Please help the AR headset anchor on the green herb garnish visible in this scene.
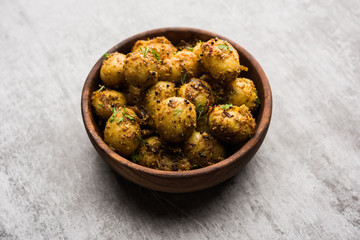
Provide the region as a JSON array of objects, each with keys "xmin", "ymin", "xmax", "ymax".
[
  {"xmin": 191, "ymin": 164, "xmax": 199, "ymax": 170},
  {"xmin": 196, "ymin": 102, "xmax": 207, "ymax": 120},
  {"xmin": 218, "ymin": 43, "xmax": 233, "ymax": 52},
  {"xmin": 173, "ymin": 109, "xmax": 183, "ymax": 117},
  {"xmin": 110, "ymin": 107, "xmax": 135, "ymax": 123},
  {"xmin": 198, "ymin": 40, "xmax": 202, "ymax": 43},
  {"xmin": 255, "ymin": 97, "xmax": 261, "ymax": 108},
  {"xmin": 220, "ymin": 104, "xmax": 233, "ymax": 110},
  {"xmin": 180, "ymin": 72, "xmax": 187, "ymax": 85},
  {"xmin": 96, "ymin": 103, "xmax": 104, "ymax": 109},
  {"xmin": 97, "ymin": 85, "xmax": 105, "ymax": 92},
  {"xmin": 139, "ymin": 47, "xmax": 149, "ymax": 58},
  {"xmin": 216, "ymin": 96, "xmax": 226, "ymax": 104},
  {"xmin": 109, "ymin": 108, "xmax": 118, "ymax": 123},
  {"xmin": 131, "ymin": 152, "xmax": 139, "ymax": 163},
  {"xmin": 103, "ymin": 53, "xmax": 110, "ymax": 59},
  {"xmin": 151, "ymin": 49, "xmax": 161, "ymax": 62},
  {"xmin": 138, "ymin": 136, "xmax": 147, "ymax": 146},
  {"xmin": 187, "ymin": 47, "xmax": 194, "ymax": 51}
]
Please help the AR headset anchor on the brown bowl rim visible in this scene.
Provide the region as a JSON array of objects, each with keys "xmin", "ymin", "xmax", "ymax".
[{"xmin": 81, "ymin": 27, "xmax": 272, "ymax": 179}]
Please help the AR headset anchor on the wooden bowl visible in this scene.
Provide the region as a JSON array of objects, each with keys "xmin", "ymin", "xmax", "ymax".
[{"xmin": 81, "ymin": 27, "xmax": 272, "ymax": 193}]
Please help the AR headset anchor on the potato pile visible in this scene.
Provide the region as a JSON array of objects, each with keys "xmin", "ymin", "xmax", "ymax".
[{"xmin": 91, "ymin": 36, "xmax": 260, "ymax": 171}]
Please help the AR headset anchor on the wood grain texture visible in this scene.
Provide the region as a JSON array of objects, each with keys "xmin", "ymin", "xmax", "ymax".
[{"xmin": 0, "ymin": 0, "xmax": 359, "ymax": 239}]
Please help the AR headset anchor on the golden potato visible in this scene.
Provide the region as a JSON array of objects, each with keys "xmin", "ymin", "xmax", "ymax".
[
  {"xmin": 134, "ymin": 136, "xmax": 191, "ymax": 171},
  {"xmin": 178, "ymin": 78, "xmax": 214, "ymax": 114},
  {"xmin": 193, "ymin": 41, "xmax": 202, "ymax": 58},
  {"xmin": 91, "ymin": 88, "xmax": 127, "ymax": 119},
  {"xmin": 124, "ymin": 51, "xmax": 159, "ymax": 88},
  {"xmin": 184, "ymin": 131, "xmax": 226, "ymax": 167},
  {"xmin": 200, "ymin": 38, "xmax": 241, "ymax": 82},
  {"xmin": 143, "ymin": 81, "xmax": 177, "ymax": 116},
  {"xmin": 154, "ymin": 97, "xmax": 196, "ymax": 142},
  {"xmin": 208, "ymin": 104, "xmax": 256, "ymax": 143},
  {"xmin": 100, "ymin": 52, "xmax": 126, "ymax": 89},
  {"xmin": 104, "ymin": 108, "xmax": 141, "ymax": 156},
  {"xmin": 158, "ymin": 50, "xmax": 201, "ymax": 83},
  {"xmin": 228, "ymin": 78, "xmax": 260, "ymax": 111},
  {"xmin": 132, "ymin": 36, "xmax": 177, "ymax": 56}
]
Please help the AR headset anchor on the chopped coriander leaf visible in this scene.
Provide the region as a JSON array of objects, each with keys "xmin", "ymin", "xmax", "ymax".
[
  {"xmin": 216, "ymin": 96, "xmax": 226, "ymax": 104},
  {"xmin": 140, "ymin": 47, "xmax": 149, "ymax": 58},
  {"xmin": 96, "ymin": 103, "xmax": 104, "ymax": 109},
  {"xmin": 138, "ymin": 136, "xmax": 147, "ymax": 145},
  {"xmin": 198, "ymin": 40, "xmax": 202, "ymax": 43},
  {"xmin": 180, "ymin": 72, "xmax": 187, "ymax": 85},
  {"xmin": 103, "ymin": 53, "xmax": 110, "ymax": 59},
  {"xmin": 191, "ymin": 164, "xmax": 199, "ymax": 169},
  {"xmin": 97, "ymin": 85, "xmax": 105, "ymax": 92},
  {"xmin": 109, "ymin": 108, "xmax": 118, "ymax": 123},
  {"xmin": 121, "ymin": 107, "xmax": 135, "ymax": 121},
  {"xmin": 220, "ymin": 104, "xmax": 233, "ymax": 110},
  {"xmin": 151, "ymin": 49, "xmax": 161, "ymax": 62},
  {"xmin": 218, "ymin": 43, "xmax": 233, "ymax": 52},
  {"xmin": 173, "ymin": 109, "xmax": 183, "ymax": 117},
  {"xmin": 196, "ymin": 103, "xmax": 207, "ymax": 120},
  {"xmin": 256, "ymin": 97, "xmax": 261, "ymax": 107},
  {"xmin": 187, "ymin": 47, "xmax": 194, "ymax": 51},
  {"xmin": 131, "ymin": 153, "xmax": 139, "ymax": 163},
  {"xmin": 126, "ymin": 114, "xmax": 135, "ymax": 120}
]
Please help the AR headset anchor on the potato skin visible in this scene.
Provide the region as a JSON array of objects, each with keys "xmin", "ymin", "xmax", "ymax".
[
  {"xmin": 91, "ymin": 88, "xmax": 127, "ymax": 119},
  {"xmin": 154, "ymin": 97, "xmax": 197, "ymax": 142},
  {"xmin": 208, "ymin": 105, "xmax": 256, "ymax": 143},
  {"xmin": 228, "ymin": 78, "xmax": 259, "ymax": 111},
  {"xmin": 132, "ymin": 36, "xmax": 177, "ymax": 56},
  {"xmin": 158, "ymin": 50, "xmax": 201, "ymax": 83},
  {"xmin": 200, "ymin": 38, "xmax": 240, "ymax": 82},
  {"xmin": 124, "ymin": 51, "xmax": 159, "ymax": 88},
  {"xmin": 178, "ymin": 78, "xmax": 214, "ymax": 113},
  {"xmin": 135, "ymin": 136, "xmax": 191, "ymax": 171},
  {"xmin": 100, "ymin": 52, "xmax": 127, "ymax": 89},
  {"xmin": 104, "ymin": 108, "xmax": 141, "ymax": 156},
  {"xmin": 184, "ymin": 131, "xmax": 226, "ymax": 167},
  {"xmin": 143, "ymin": 81, "xmax": 177, "ymax": 116}
]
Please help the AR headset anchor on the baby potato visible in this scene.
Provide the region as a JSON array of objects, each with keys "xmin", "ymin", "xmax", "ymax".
[
  {"xmin": 124, "ymin": 51, "xmax": 159, "ymax": 88},
  {"xmin": 100, "ymin": 52, "xmax": 126, "ymax": 89},
  {"xmin": 154, "ymin": 97, "xmax": 197, "ymax": 142},
  {"xmin": 193, "ymin": 41, "xmax": 202, "ymax": 58},
  {"xmin": 134, "ymin": 136, "xmax": 191, "ymax": 171},
  {"xmin": 178, "ymin": 78, "xmax": 214, "ymax": 114},
  {"xmin": 228, "ymin": 78, "xmax": 260, "ymax": 111},
  {"xmin": 132, "ymin": 36, "xmax": 177, "ymax": 56},
  {"xmin": 91, "ymin": 88, "xmax": 127, "ymax": 119},
  {"xmin": 104, "ymin": 108, "xmax": 141, "ymax": 157},
  {"xmin": 208, "ymin": 104, "xmax": 256, "ymax": 143},
  {"xmin": 135, "ymin": 136, "xmax": 163, "ymax": 169},
  {"xmin": 158, "ymin": 50, "xmax": 201, "ymax": 83},
  {"xmin": 184, "ymin": 131, "xmax": 226, "ymax": 167},
  {"xmin": 200, "ymin": 38, "xmax": 241, "ymax": 82},
  {"xmin": 143, "ymin": 81, "xmax": 177, "ymax": 116}
]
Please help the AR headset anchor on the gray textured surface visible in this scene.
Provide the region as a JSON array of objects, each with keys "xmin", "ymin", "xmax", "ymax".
[{"xmin": 1, "ymin": 0, "xmax": 359, "ymax": 239}]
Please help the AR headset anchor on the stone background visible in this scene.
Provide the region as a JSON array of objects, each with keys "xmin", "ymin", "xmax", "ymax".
[{"xmin": 1, "ymin": 0, "xmax": 359, "ymax": 239}]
